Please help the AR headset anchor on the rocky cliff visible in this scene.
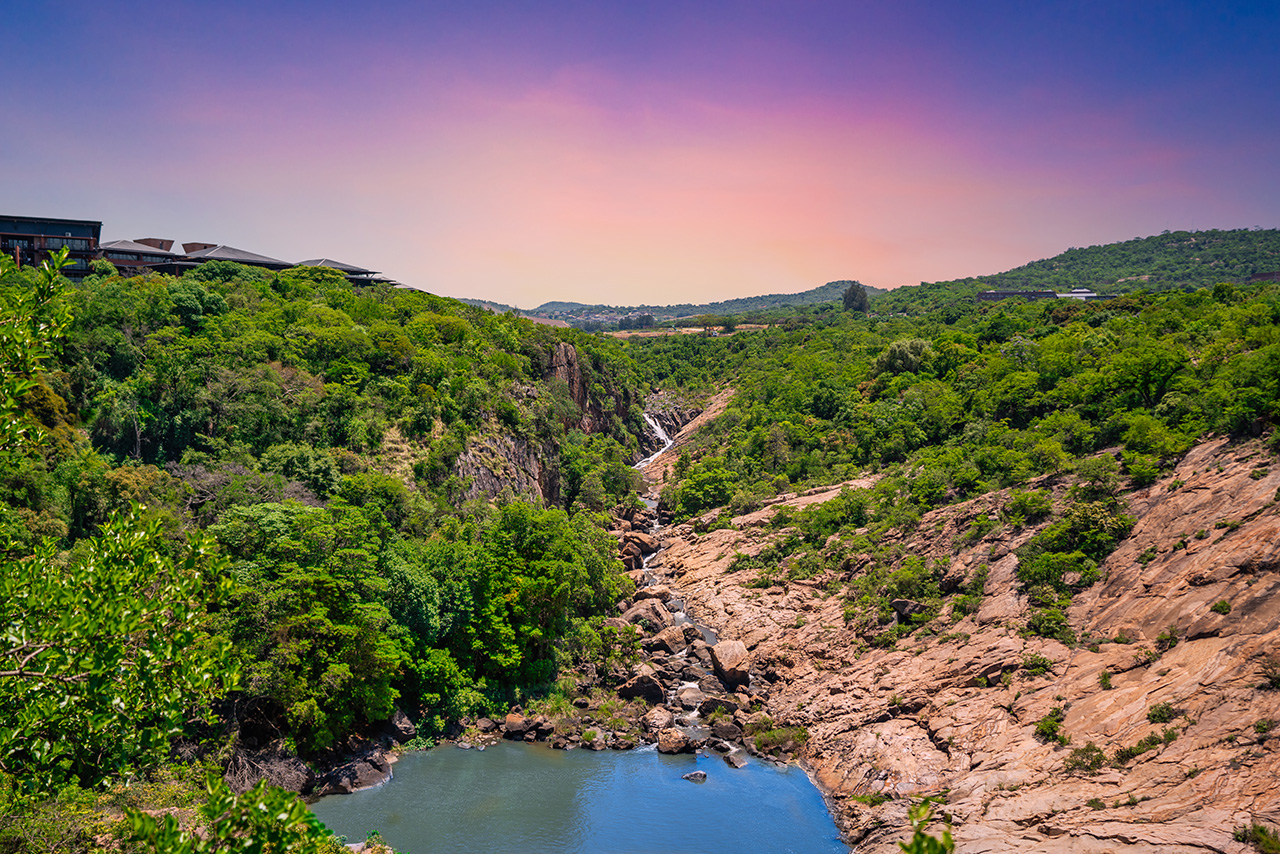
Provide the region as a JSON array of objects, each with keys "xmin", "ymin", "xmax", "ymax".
[{"xmin": 643, "ymin": 437, "xmax": 1280, "ymax": 853}]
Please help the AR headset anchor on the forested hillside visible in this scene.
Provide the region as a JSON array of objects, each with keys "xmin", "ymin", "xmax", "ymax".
[
  {"xmin": 0, "ymin": 254, "xmax": 653, "ymax": 851},
  {"xmin": 482, "ymin": 279, "xmax": 887, "ymax": 324},
  {"xmin": 2, "ymin": 236, "xmax": 1279, "ymax": 852},
  {"xmin": 876, "ymin": 228, "xmax": 1280, "ymax": 314}
]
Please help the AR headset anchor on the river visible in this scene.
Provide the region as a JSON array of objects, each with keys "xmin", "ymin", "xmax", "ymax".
[{"xmin": 311, "ymin": 741, "xmax": 848, "ymax": 853}]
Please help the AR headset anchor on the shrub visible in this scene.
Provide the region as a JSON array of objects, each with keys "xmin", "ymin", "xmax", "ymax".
[
  {"xmin": 1112, "ymin": 733, "xmax": 1164, "ymax": 765},
  {"xmin": 1155, "ymin": 624, "xmax": 1179, "ymax": 651},
  {"xmin": 962, "ymin": 513, "xmax": 997, "ymax": 544},
  {"xmin": 1021, "ymin": 653, "xmax": 1055, "ymax": 677},
  {"xmin": 1256, "ymin": 719, "xmax": 1274, "ymax": 735},
  {"xmin": 1147, "ymin": 702, "xmax": 1176, "ymax": 724},
  {"xmin": 1086, "ymin": 797, "xmax": 1106, "ymax": 810},
  {"xmin": 897, "ymin": 804, "xmax": 954, "ymax": 854},
  {"xmin": 1003, "ymin": 489, "xmax": 1053, "ymax": 527},
  {"xmin": 1261, "ymin": 655, "xmax": 1280, "ymax": 690},
  {"xmin": 1064, "ymin": 742, "xmax": 1107, "ymax": 775},
  {"xmin": 1099, "ymin": 671, "xmax": 1113, "ymax": 690},
  {"xmin": 1025, "ymin": 608, "xmax": 1076, "ymax": 645},
  {"xmin": 1211, "ymin": 599, "xmax": 1232, "ymax": 615},
  {"xmin": 1034, "ymin": 707, "xmax": 1068, "ymax": 745}
]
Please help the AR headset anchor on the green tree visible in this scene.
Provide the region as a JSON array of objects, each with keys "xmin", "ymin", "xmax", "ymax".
[{"xmin": 842, "ymin": 281, "xmax": 869, "ymax": 313}]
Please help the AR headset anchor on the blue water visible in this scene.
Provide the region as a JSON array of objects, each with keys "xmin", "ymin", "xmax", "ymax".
[{"xmin": 310, "ymin": 742, "xmax": 848, "ymax": 853}]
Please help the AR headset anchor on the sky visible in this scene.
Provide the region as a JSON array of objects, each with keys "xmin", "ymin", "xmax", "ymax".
[{"xmin": 4, "ymin": 1, "xmax": 1279, "ymax": 307}]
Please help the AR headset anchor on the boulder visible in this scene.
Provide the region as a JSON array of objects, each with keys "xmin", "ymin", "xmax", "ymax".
[
  {"xmin": 890, "ymin": 598, "xmax": 927, "ymax": 620},
  {"xmin": 625, "ymin": 531, "xmax": 660, "ymax": 554},
  {"xmin": 475, "ymin": 717, "xmax": 498, "ymax": 733},
  {"xmin": 676, "ymin": 684, "xmax": 707, "ymax": 710},
  {"xmin": 709, "ymin": 640, "xmax": 751, "ymax": 687},
  {"xmin": 385, "ymin": 708, "xmax": 416, "ymax": 743},
  {"xmin": 698, "ymin": 672, "xmax": 728, "ymax": 695},
  {"xmin": 634, "ymin": 584, "xmax": 673, "ymax": 602},
  {"xmin": 689, "ymin": 640, "xmax": 715, "ymax": 668},
  {"xmin": 317, "ymin": 754, "xmax": 391, "ymax": 795},
  {"xmin": 620, "ymin": 599, "xmax": 674, "ymax": 633},
  {"xmin": 723, "ymin": 748, "xmax": 749, "ymax": 769},
  {"xmin": 643, "ymin": 625, "xmax": 693, "ymax": 655},
  {"xmin": 682, "ymin": 770, "xmax": 707, "ymax": 783},
  {"xmin": 642, "ymin": 706, "xmax": 675, "ymax": 732},
  {"xmin": 617, "ymin": 673, "xmax": 665, "ymax": 705},
  {"xmin": 657, "ymin": 727, "xmax": 693, "ymax": 754},
  {"xmin": 711, "ymin": 720, "xmax": 743, "ymax": 742},
  {"xmin": 531, "ymin": 715, "xmax": 555, "ymax": 739},
  {"xmin": 698, "ymin": 696, "xmax": 739, "ymax": 717},
  {"xmin": 503, "ymin": 712, "xmax": 530, "ymax": 738}
]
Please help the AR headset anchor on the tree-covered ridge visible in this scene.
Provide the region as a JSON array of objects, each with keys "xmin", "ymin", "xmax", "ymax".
[
  {"xmin": 875, "ymin": 228, "xmax": 1280, "ymax": 314},
  {"xmin": 513, "ymin": 279, "xmax": 887, "ymax": 323},
  {"xmin": 1, "ymin": 256, "xmax": 651, "ymax": 770},
  {"xmin": 633, "ymin": 278, "xmax": 1279, "ymax": 656},
  {"xmin": 637, "ymin": 280, "xmax": 1280, "ymax": 525}
]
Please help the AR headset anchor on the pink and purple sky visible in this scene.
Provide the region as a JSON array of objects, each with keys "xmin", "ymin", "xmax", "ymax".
[{"xmin": 5, "ymin": 1, "xmax": 1278, "ymax": 306}]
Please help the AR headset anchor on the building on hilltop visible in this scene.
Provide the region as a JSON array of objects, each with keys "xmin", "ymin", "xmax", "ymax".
[
  {"xmin": 0, "ymin": 215, "xmax": 102, "ymax": 279},
  {"xmin": 297, "ymin": 258, "xmax": 394, "ymax": 286},
  {"xmin": 7, "ymin": 214, "xmax": 394, "ymax": 285},
  {"xmin": 976, "ymin": 287, "xmax": 1107, "ymax": 302},
  {"xmin": 975, "ymin": 289, "xmax": 1060, "ymax": 302},
  {"xmin": 1061, "ymin": 287, "xmax": 1106, "ymax": 301},
  {"xmin": 98, "ymin": 238, "xmax": 179, "ymax": 275}
]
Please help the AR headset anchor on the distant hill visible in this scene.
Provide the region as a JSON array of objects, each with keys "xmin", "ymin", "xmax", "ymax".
[
  {"xmin": 522, "ymin": 280, "xmax": 885, "ymax": 324},
  {"xmin": 876, "ymin": 228, "xmax": 1280, "ymax": 314}
]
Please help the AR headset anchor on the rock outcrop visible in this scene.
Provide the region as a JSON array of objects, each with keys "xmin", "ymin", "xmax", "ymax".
[{"xmin": 644, "ymin": 436, "xmax": 1280, "ymax": 853}]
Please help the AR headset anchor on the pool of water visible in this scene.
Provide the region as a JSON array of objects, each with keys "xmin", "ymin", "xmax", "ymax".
[{"xmin": 310, "ymin": 742, "xmax": 848, "ymax": 853}]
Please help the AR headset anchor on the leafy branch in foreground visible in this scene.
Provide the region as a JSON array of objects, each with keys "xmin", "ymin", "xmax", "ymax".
[
  {"xmin": 898, "ymin": 803, "xmax": 954, "ymax": 853},
  {"xmin": 0, "ymin": 509, "xmax": 238, "ymax": 795},
  {"xmin": 129, "ymin": 774, "xmax": 346, "ymax": 854}
]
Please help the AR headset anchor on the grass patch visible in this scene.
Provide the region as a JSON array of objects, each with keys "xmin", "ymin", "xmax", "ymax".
[{"xmin": 1235, "ymin": 823, "xmax": 1280, "ymax": 854}]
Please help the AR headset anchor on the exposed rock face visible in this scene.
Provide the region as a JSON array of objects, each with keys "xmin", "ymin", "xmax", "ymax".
[
  {"xmin": 454, "ymin": 432, "xmax": 559, "ymax": 506},
  {"xmin": 644, "ymin": 437, "xmax": 1280, "ymax": 853}
]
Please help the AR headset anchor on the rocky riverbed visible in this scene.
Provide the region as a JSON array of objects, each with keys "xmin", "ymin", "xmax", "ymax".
[{"xmin": 642, "ymin": 435, "xmax": 1280, "ymax": 853}]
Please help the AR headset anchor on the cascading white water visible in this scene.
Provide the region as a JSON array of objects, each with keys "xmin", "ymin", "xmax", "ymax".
[{"xmin": 635, "ymin": 413, "xmax": 675, "ymax": 469}]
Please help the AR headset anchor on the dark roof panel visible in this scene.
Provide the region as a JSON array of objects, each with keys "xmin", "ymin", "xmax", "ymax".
[
  {"xmin": 297, "ymin": 258, "xmax": 378, "ymax": 275},
  {"xmin": 183, "ymin": 244, "xmax": 290, "ymax": 266},
  {"xmin": 101, "ymin": 239, "xmax": 177, "ymax": 255}
]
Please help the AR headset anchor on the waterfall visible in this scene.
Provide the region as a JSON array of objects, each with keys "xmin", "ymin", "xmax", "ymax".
[{"xmin": 635, "ymin": 413, "xmax": 675, "ymax": 469}]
